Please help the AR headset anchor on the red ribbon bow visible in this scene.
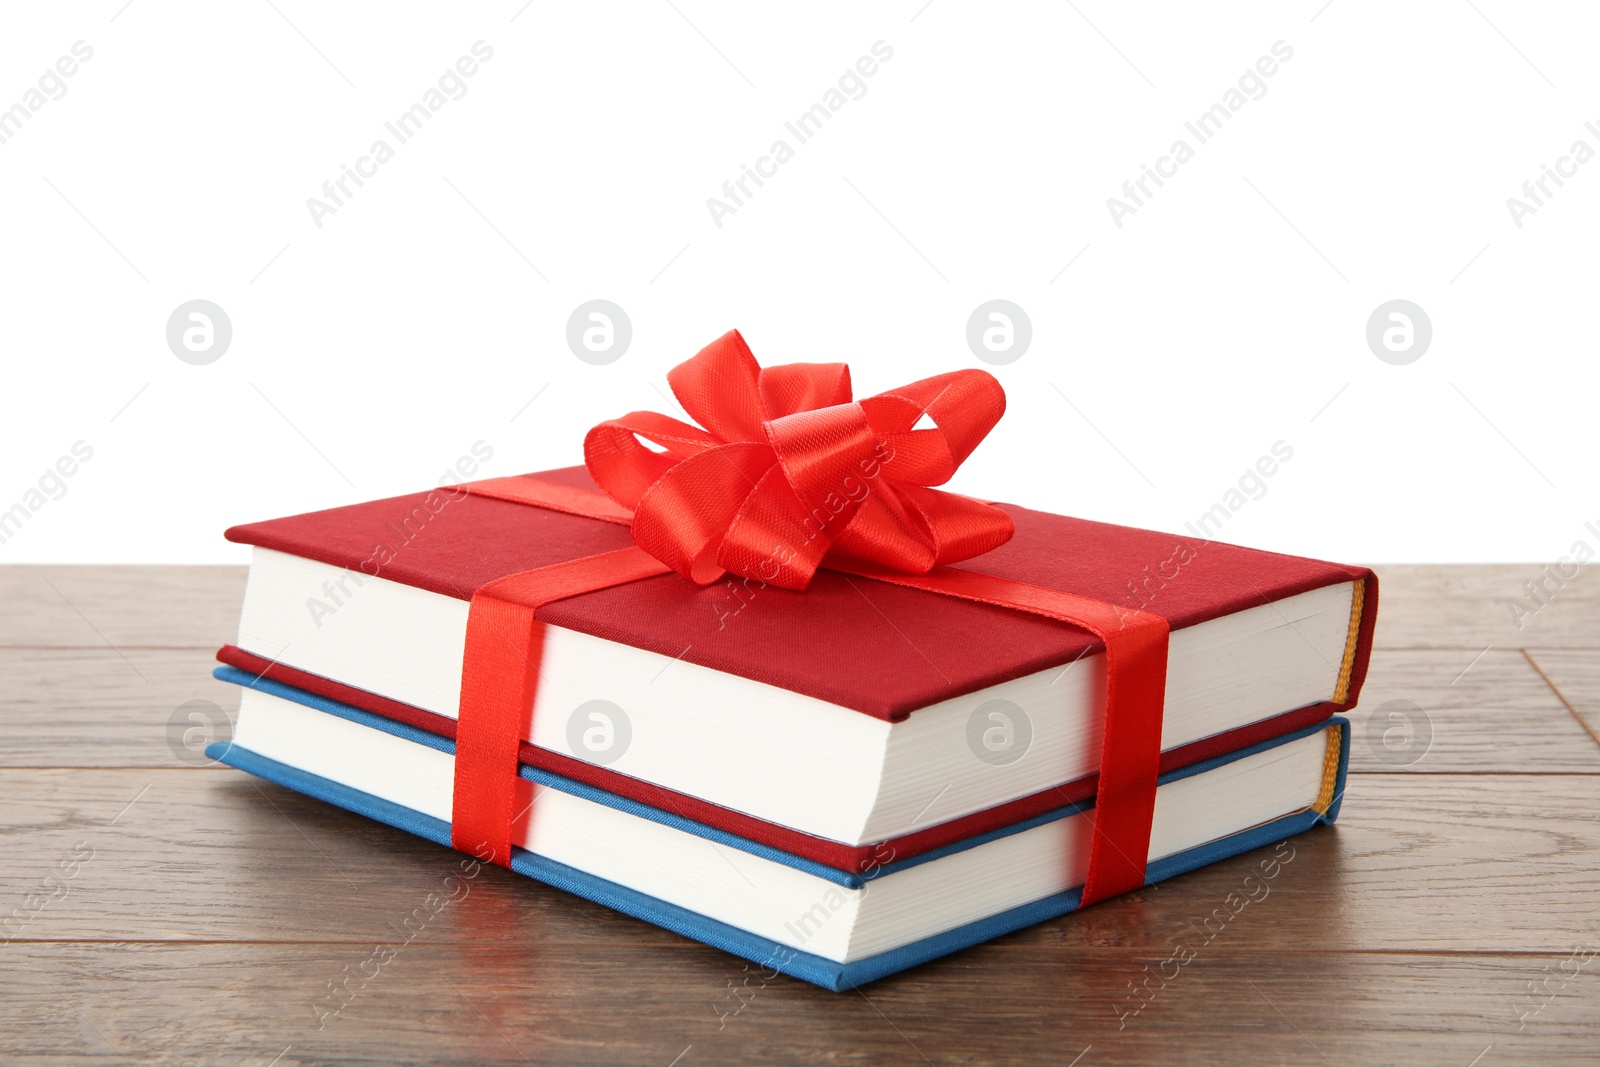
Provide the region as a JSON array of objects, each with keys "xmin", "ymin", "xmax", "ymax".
[{"xmin": 583, "ymin": 330, "xmax": 1015, "ymax": 591}]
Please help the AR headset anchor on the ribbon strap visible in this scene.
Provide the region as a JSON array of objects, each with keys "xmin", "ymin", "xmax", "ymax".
[
  {"xmin": 450, "ymin": 479, "xmax": 1169, "ymax": 907},
  {"xmin": 844, "ymin": 563, "xmax": 1168, "ymax": 905},
  {"xmin": 450, "ymin": 546, "xmax": 670, "ymax": 865}
]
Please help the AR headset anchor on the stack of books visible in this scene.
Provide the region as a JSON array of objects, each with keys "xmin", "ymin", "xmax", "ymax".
[{"xmin": 208, "ymin": 466, "xmax": 1375, "ymax": 989}]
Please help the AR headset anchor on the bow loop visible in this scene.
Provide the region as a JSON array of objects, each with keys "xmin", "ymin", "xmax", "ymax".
[
  {"xmin": 759, "ymin": 361, "xmax": 853, "ymax": 419},
  {"xmin": 859, "ymin": 368, "xmax": 1005, "ymax": 485},
  {"xmin": 585, "ymin": 330, "xmax": 1013, "ymax": 590},
  {"xmin": 583, "ymin": 411, "xmax": 723, "ymax": 509},
  {"xmin": 666, "ymin": 330, "xmax": 766, "ymax": 443}
]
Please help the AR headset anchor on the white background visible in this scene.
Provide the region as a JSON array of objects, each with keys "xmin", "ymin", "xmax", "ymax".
[{"xmin": 1, "ymin": 1, "xmax": 1594, "ymax": 565}]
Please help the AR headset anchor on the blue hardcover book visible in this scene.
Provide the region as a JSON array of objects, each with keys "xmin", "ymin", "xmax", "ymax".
[{"xmin": 208, "ymin": 668, "xmax": 1349, "ymax": 991}]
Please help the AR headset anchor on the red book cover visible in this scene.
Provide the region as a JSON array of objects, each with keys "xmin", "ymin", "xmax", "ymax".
[
  {"xmin": 221, "ymin": 465, "xmax": 1377, "ymax": 872},
  {"xmin": 225, "ymin": 466, "xmax": 1377, "ymax": 722}
]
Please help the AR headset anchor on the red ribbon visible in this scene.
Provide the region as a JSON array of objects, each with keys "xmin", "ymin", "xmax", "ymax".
[
  {"xmin": 584, "ymin": 329, "xmax": 1015, "ymax": 591},
  {"xmin": 451, "ymin": 331, "xmax": 1169, "ymax": 909}
]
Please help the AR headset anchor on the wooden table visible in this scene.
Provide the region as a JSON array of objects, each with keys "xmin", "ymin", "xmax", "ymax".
[{"xmin": 2, "ymin": 565, "xmax": 1597, "ymax": 1066}]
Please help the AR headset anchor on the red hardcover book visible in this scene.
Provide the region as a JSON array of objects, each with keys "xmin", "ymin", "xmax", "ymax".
[{"xmin": 221, "ymin": 464, "xmax": 1377, "ymax": 869}]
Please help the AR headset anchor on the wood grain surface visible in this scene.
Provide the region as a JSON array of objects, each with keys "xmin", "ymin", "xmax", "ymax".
[{"xmin": 1, "ymin": 565, "xmax": 1597, "ymax": 1066}]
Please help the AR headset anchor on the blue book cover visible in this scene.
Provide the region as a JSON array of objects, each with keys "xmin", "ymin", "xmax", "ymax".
[{"xmin": 209, "ymin": 670, "xmax": 1349, "ymax": 991}]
